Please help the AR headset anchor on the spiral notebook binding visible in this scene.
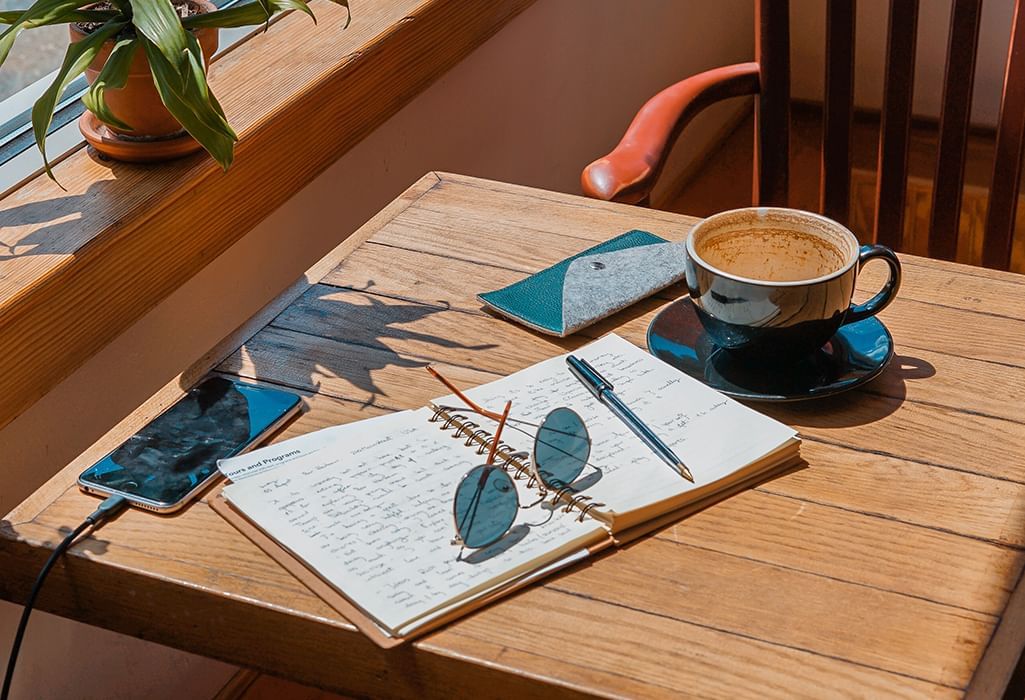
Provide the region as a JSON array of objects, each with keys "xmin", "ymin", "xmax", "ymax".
[
  {"xmin": 428, "ymin": 403, "xmax": 606, "ymax": 522},
  {"xmin": 429, "ymin": 404, "xmax": 534, "ymax": 481}
]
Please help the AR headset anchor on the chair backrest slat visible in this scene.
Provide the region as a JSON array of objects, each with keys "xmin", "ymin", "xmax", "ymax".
[
  {"xmin": 737, "ymin": 0, "xmax": 1024, "ymax": 269},
  {"xmin": 821, "ymin": 0, "xmax": 856, "ymax": 225},
  {"xmin": 982, "ymin": 0, "xmax": 1025, "ymax": 270},
  {"xmin": 754, "ymin": 0, "xmax": 791, "ymax": 207},
  {"xmin": 873, "ymin": 0, "xmax": 919, "ymax": 249},
  {"xmin": 928, "ymin": 0, "xmax": 983, "ymax": 261}
]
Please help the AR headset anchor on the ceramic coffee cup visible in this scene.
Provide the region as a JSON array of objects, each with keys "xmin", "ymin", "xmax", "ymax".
[{"xmin": 684, "ymin": 207, "xmax": 901, "ymax": 360}]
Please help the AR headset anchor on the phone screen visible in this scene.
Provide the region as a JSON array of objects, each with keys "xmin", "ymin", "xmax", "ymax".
[{"xmin": 79, "ymin": 377, "xmax": 300, "ymax": 507}]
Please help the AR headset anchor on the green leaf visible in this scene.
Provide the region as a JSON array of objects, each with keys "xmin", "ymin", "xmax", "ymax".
[
  {"xmin": 130, "ymin": 0, "xmax": 188, "ymax": 72},
  {"xmin": 275, "ymin": 0, "xmax": 315, "ymax": 22},
  {"xmin": 181, "ymin": 0, "xmax": 313, "ymax": 29},
  {"xmin": 0, "ymin": 8, "xmax": 118, "ymax": 25},
  {"xmin": 141, "ymin": 33, "xmax": 237, "ymax": 170},
  {"xmin": 180, "ymin": 1, "xmax": 270, "ymax": 29},
  {"xmin": 183, "ymin": 30, "xmax": 233, "ymax": 131},
  {"xmin": 0, "ymin": 10, "xmax": 28, "ymax": 22},
  {"xmin": 252, "ymin": 0, "xmax": 272, "ymax": 31},
  {"xmin": 0, "ymin": 0, "xmax": 98, "ymax": 67},
  {"xmin": 81, "ymin": 37, "xmax": 136, "ymax": 131},
  {"xmin": 32, "ymin": 19, "xmax": 126, "ymax": 182},
  {"xmin": 331, "ymin": 0, "xmax": 349, "ymax": 28}
]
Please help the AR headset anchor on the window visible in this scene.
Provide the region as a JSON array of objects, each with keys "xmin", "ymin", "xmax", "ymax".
[
  {"xmin": 0, "ymin": 0, "xmax": 78, "ymax": 170},
  {"xmin": 0, "ymin": 0, "xmax": 66, "ymax": 101}
]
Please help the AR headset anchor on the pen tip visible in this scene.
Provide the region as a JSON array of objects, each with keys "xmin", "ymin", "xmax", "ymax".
[{"xmin": 677, "ymin": 463, "xmax": 695, "ymax": 483}]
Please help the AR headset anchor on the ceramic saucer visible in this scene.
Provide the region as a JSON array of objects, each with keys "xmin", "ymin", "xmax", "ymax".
[
  {"xmin": 646, "ymin": 298, "xmax": 894, "ymax": 402},
  {"xmin": 79, "ymin": 112, "xmax": 203, "ymax": 163}
]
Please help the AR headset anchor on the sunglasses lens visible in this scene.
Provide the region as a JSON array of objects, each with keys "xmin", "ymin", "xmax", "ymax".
[
  {"xmin": 535, "ymin": 407, "xmax": 590, "ymax": 489},
  {"xmin": 453, "ymin": 465, "xmax": 517, "ymax": 549}
]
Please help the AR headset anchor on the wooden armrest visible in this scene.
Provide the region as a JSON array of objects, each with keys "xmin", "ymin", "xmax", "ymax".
[{"xmin": 581, "ymin": 62, "xmax": 761, "ymax": 204}]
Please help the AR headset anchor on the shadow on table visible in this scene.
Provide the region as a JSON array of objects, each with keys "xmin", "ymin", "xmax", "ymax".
[
  {"xmin": 0, "ymin": 188, "xmax": 101, "ymax": 262},
  {"xmin": 238, "ymin": 282, "xmax": 500, "ymax": 409},
  {"xmin": 761, "ymin": 353, "xmax": 936, "ymax": 428},
  {"xmin": 0, "ymin": 518, "xmax": 113, "ymax": 561},
  {"xmin": 0, "ymin": 163, "xmax": 150, "ymax": 262}
]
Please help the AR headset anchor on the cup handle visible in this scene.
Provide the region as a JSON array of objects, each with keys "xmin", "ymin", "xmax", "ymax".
[{"xmin": 843, "ymin": 245, "xmax": 902, "ymax": 325}]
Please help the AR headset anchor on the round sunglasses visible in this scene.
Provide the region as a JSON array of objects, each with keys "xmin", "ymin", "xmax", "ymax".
[
  {"xmin": 450, "ymin": 405, "xmax": 592, "ymax": 551},
  {"xmin": 427, "ymin": 367, "xmax": 596, "ymax": 552}
]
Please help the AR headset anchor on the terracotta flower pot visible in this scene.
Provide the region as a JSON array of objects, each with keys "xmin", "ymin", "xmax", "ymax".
[{"xmin": 70, "ymin": 0, "xmax": 219, "ymax": 161}]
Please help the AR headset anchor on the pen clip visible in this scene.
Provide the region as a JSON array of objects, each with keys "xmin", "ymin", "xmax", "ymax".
[{"xmin": 566, "ymin": 355, "xmax": 613, "ymax": 399}]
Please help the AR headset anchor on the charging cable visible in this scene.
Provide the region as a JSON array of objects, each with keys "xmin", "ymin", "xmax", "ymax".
[{"xmin": 1, "ymin": 495, "xmax": 128, "ymax": 700}]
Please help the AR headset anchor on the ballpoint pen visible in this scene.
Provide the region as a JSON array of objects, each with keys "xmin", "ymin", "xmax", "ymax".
[{"xmin": 566, "ymin": 355, "xmax": 695, "ymax": 482}]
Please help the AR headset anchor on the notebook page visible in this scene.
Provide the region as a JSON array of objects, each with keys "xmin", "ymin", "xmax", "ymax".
[
  {"xmin": 437, "ymin": 333, "xmax": 796, "ymax": 518},
  {"xmin": 218, "ymin": 422, "xmax": 356, "ymax": 481},
  {"xmin": 221, "ymin": 408, "xmax": 605, "ymax": 634}
]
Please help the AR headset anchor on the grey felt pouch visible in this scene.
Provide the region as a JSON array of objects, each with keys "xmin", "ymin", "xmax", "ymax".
[{"xmin": 478, "ymin": 230, "xmax": 687, "ymax": 337}]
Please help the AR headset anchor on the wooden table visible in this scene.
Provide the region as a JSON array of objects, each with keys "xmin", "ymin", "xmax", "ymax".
[{"xmin": 3, "ymin": 172, "xmax": 1025, "ymax": 698}]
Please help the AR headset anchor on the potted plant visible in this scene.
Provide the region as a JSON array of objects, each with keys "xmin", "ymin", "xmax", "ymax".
[{"xmin": 0, "ymin": 0, "xmax": 349, "ymax": 179}]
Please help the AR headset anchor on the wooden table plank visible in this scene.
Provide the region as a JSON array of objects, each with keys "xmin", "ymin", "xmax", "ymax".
[
  {"xmin": 29, "ymin": 380, "xmax": 1018, "ymax": 622},
  {"xmin": 369, "ymin": 171, "xmax": 1025, "ymax": 319},
  {"xmin": 243, "ymin": 376, "xmax": 1025, "ymax": 548},
  {"xmin": 253, "ymin": 286, "xmax": 1025, "ymax": 487},
  {"xmin": 4, "ymin": 172, "xmax": 1025, "ymax": 697},
  {"xmin": 669, "ymin": 488, "xmax": 1022, "ymax": 615},
  {"xmin": 447, "ymin": 587, "xmax": 958, "ymax": 700},
  {"xmin": 765, "ymin": 440, "xmax": 1025, "ymax": 547},
  {"xmin": 859, "ymin": 258, "xmax": 1025, "ymax": 322},
  {"xmin": 217, "ymin": 325, "xmax": 1025, "ymax": 581},
  {"xmin": 8, "ymin": 484, "xmax": 957, "ymax": 699},
  {"xmin": 551, "ymin": 542, "xmax": 991, "ymax": 688},
  {"xmin": 326, "ymin": 243, "xmax": 1025, "ymax": 424},
  {"xmin": 361, "ymin": 223, "xmax": 1025, "ymax": 369}
]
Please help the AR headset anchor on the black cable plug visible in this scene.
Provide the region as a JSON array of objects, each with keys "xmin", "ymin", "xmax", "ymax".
[
  {"xmin": 1, "ymin": 495, "xmax": 128, "ymax": 700},
  {"xmin": 84, "ymin": 495, "xmax": 128, "ymax": 525}
]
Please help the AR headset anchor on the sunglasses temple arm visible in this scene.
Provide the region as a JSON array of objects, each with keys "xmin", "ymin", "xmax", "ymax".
[
  {"xmin": 426, "ymin": 366, "xmax": 505, "ymax": 422},
  {"xmin": 486, "ymin": 401, "xmax": 513, "ymax": 465},
  {"xmin": 457, "ymin": 469, "xmax": 490, "ymax": 548}
]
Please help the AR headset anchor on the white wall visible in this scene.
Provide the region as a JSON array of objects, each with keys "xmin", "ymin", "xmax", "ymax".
[
  {"xmin": 791, "ymin": 0, "xmax": 1015, "ymax": 127},
  {"xmin": 0, "ymin": 1, "xmax": 754, "ymax": 697}
]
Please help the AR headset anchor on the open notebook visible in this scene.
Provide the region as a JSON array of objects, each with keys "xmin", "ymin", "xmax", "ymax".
[{"xmin": 211, "ymin": 334, "xmax": 801, "ymax": 646}]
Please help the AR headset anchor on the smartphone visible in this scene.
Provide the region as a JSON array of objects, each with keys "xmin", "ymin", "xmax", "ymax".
[{"xmin": 78, "ymin": 376, "xmax": 301, "ymax": 513}]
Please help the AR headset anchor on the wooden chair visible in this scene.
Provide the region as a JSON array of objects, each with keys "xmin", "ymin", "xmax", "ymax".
[{"xmin": 581, "ymin": 0, "xmax": 1025, "ymax": 271}]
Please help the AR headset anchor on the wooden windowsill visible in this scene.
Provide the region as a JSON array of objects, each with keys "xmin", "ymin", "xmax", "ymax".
[{"xmin": 0, "ymin": 0, "xmax": 533, "ymax": 432}]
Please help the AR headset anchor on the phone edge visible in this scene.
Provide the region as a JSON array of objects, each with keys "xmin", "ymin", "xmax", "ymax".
[{"xmin": 76, "ymin": 391, "xmax": 303, "ymax": 514}]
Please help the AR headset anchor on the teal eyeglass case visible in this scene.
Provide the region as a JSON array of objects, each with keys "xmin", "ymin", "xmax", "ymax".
[{"xmin": 478, "ymin": 230, "xmax": 687, "ymax": 337}]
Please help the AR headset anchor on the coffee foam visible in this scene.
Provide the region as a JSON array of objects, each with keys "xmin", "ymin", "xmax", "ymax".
[{"xmin": 697, "ymin": 227, "xmax": 849, "ymax": 282}]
